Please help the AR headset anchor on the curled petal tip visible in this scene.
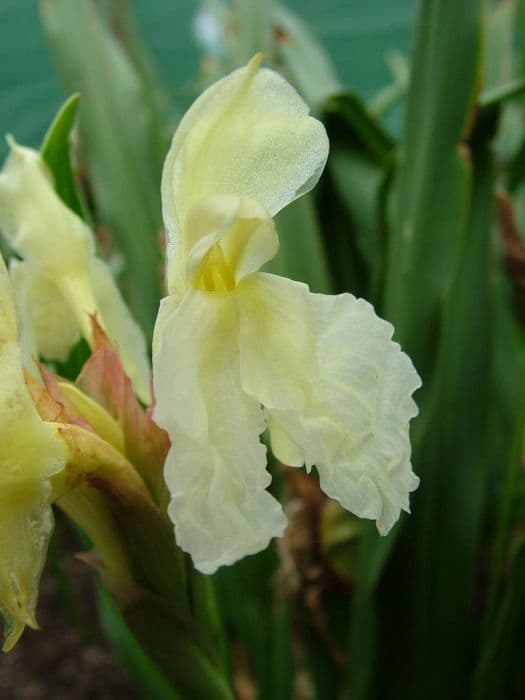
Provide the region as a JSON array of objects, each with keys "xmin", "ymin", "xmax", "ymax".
[{"xmin": 249, "ymin": 52, "xmax": 264, "ymax": 71}]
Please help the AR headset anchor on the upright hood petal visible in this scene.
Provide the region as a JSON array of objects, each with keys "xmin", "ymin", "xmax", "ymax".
[{"xmin": 161, "ymin": 55, "xmax": 329, "ymax": 295}]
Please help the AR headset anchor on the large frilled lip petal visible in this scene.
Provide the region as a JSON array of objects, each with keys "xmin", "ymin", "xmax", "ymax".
[
  {"xmin": 0, "ymin": 139, "xmax": 150, "ymax": 403},
  {"xmin": 152, "ymin": 289, "xmax": 286, "ymax": 574},
  {"xmin": 161, "ymin": 54, "xmax": 329, "ymax": 295},
  {"xmin": 237, "ymin": 272, "xmax": 422, "ymax": 536}
]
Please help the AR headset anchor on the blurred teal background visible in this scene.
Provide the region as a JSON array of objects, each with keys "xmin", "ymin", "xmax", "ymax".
[{"xmin": 0, "ymin": 0, "xmax": 415, "ymax": 159}]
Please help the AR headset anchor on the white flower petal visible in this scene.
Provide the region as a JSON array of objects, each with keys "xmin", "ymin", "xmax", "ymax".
[
  {"xmin": 0, "ymin": 138, "xmax": 94, "ymax": 278},
  {"xmin": 0, "ymin": 253, "xmax": 66, "ymax": 648},
  {"xmin": 9, "ymin": 260, "xmax": 80, "ymax": 364},
  {"xmin": 0, "ymin": 140, "xmax": 150, "ymax": 402},
  {"xmin": 161, "ymin": 55, "xmax": 328, "ymax": 294},
  {"xmin": 0, "ymin": 481, "xmax": 54, "ymax": 651},
  {"xmin": 0, "ymin": 254, "xmax": 65, "ymax": 484},
  {"xmin": 153, "ymin": 289, "xmax": 286, "ymax": 573},
  {"xmin": 238, "ymin": 273, "xmax": 421, "ymax": 535}
]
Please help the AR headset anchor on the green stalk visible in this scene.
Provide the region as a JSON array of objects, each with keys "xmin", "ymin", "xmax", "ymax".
[
  {"xmin": 55, "ymin": 430, "xmax": 233, "ymax": 698},
  {"xmin": 56, "ymin": 484, "xmax": 134, "ymax": 587},
  {"xmin": 484, "ymin": 380, "xmax": 525, "ymax": 625},
  {"xmin": 123, "ymin": 593, "xmax": 234, "ymax": 700}
]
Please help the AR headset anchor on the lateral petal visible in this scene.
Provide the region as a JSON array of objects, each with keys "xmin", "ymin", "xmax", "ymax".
[
  {"xmin": 89, "ymin": 259, "xmax": 151, "ymax": 404},
  {"xmin": 238, "ymin": 273, "xmax": 421, "ymax": 535},
  {"xmin": 153, "ymin": 290, "xmax": 286, "ymax": 573},
  {"xmin": 9, "ymin": 260, "xmax": 80, "ymax": 364},
  {"xmin": 161, "ymin": 55, "xmax": 328, "ymax": 294}
]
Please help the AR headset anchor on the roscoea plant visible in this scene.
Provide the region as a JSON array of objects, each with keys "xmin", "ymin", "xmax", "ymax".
[
  {"xmin": 0, "ymin": 56, "xmax": 419, "ymax": 696},
  {"xmin": 153, "ymin": 55, "xmax": 421, "ymax": 573}
]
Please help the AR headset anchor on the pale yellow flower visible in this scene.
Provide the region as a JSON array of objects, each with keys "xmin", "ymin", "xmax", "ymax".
[
  {"xmin": 0, "ymin": 251, "xmax": 66, "ymax": 650},
  {"xmin": 0, "ymin": 139, "xmax": 150, "ymax": 403},
  {"xmin": 153, "ymin": 56, "xmax": 421, "ymax": 574}
]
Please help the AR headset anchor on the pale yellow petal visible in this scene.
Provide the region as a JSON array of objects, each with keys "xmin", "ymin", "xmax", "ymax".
[
  {"xmin": 0, "ymin": 253, "xmax": 66, "ymax": 648},
  {"xmin": 9, "ymin": 260, "xmax": 80, "ymax": 364},
  {"xmin": 0, "ymin": 138, "xmax": 98, "ymax": 344},
  {"xmin": 0, "ymin": 482, "xmax": 53, "ymax": 651},
  {"xmin": 89, "ymin": 259, "xmax": 151, "ymax": 404},
  {"xmin": 161, "ymin": 55, "xmax": 328, "ymax": 294},
  {"xmin": 153, "ymin": 290, "xmax": 286, "ymax": 573},
  {"xmin": 238, "ymin": 273, "xmax": 421, "ymax": 535},
  {"xmin": 0, "ymin": 141, "xmax": 150, "ymax": 402},
  {"xmin": 0, "ymin": 138, "xmax": 94, "ymax": 278},
  {"xmin": 58, "ymin": 381, "xmax": 125, "ymax": 454}
]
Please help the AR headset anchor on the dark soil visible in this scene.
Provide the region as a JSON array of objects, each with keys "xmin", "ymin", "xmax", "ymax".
[{"xmin": 0, "ymin": 518, "xmax": 138, "ymax": 700}]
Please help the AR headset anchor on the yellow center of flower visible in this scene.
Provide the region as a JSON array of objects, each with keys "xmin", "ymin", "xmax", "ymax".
[{"xmin": 196, "ymin": 244, "xmax": 236, "ymax": 293}]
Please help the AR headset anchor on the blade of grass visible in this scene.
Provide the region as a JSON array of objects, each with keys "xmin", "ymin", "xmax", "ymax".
[
  {"xmin": 40, "ymin": 93, "xmax": 85, "ymax": 217},
  {"xmin": 383, "ymin": 0, "xmax": 482, "ymax": 379},
  {"xmin": 270, "ymin": 194, "xmax": 332, "ymax": 293},
  {"xmin": 347, "ymin": 5, "xmax": 483, "ymax": 693},
  {"xmin": 377, "ymin": 139, "xmax": 496, "ymax": 700},
  {"xmin": 320, "ymin": 92, "xmax": 394, "ymax": 298},
  {"xmin": 98, "ymin": 585, "xmax": 182, "ymax": 700}
]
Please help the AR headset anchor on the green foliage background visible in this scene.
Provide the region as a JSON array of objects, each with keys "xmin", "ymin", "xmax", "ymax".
[{"xmin": 0, "ymin": 0, "xmax": 415, "ymax": 155}]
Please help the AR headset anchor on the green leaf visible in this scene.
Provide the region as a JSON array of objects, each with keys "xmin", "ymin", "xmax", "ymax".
[
  {"xmin": 347, "ymin": 520, "xmax": 403, "ymax": 699},
  {"xmin": 98, "ymin": 585, "xmax": 182, "ymax": 700},
  {"xmin": 117, "ymin": 589, "xmax": 235, "ymax": 700},
  {"xmin": 347, "ymin": 4, "xmax": 490, "ymax": 698},
  {"xmin": 479, "ymin": 0, "xmax": 525, "ymax": 164},
  {"xmin": 479, "ymin": 78, "xmax": 525, "ymax": 109},
  {"xmin": 323, "ymin": 92, "xmax": 394, "ymax": 161},
  {"xmin": 367, "ymin": 51, "xmax": 410, "ymax": 120},
  {"xmin": 471, "ymin": 418, "xmax": 525, "ymax": 700},
  {"xmin": 213, "ymin": 548, "xmax": 289, "ymax": 700},
  {"xmin": 268, "ymin": 599, "xmax": 294, "ymax": 700},
  {"xmin": 320, "ymin": 91, "xmax": 394, "ymax": 297},
  {"xmin": 389, "ymin": 143, "xmax": 495, "ymax": 699},
  {"xmin": 383, "ymin": 0, "xmax": 482, "ymax": 379},
  {"xmin": 472, "ymin": 211, "xmax": 525, "ymax": 695},
  {"xmin": 270, "ymin": 194, "xmax": 332, "ymax": 293},
  {"xmin": 483, "ymin": 0, "xmax": 516, "ymax": 92},
  {"xmin": 40, "ymin": 92, "xmax": 84, "ymax": 217}
]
